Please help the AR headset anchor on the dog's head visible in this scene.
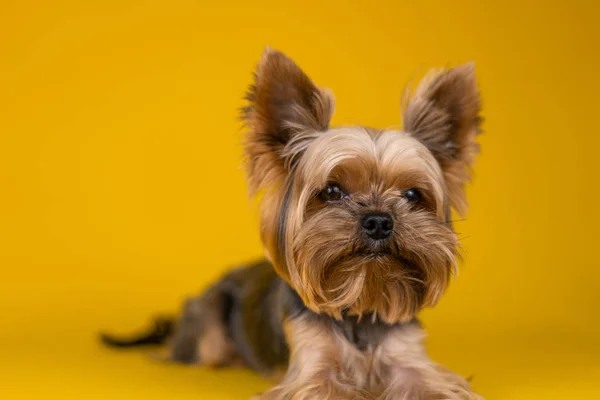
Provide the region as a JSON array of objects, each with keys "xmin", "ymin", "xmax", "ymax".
[{"xmin": 242, "ymin": 48, "xmax": 481, "ymax": 323}]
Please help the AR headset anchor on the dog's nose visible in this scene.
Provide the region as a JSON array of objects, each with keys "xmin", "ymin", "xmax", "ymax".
[{"xmin": 361, "ymin": 212, "xmax": 393, "ymax": 240}]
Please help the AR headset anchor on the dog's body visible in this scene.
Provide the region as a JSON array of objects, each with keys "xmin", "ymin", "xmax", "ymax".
[{"xmin": 103, "ymin": 48, "xmax": 483, "ymax": 399}]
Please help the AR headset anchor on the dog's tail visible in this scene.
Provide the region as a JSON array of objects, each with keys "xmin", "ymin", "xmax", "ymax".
[{"xmin": 100, "ymin": 316, "xmax": 175, "ymax": 348}]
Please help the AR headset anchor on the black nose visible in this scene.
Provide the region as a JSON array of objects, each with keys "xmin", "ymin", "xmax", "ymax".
[{"xmin": 361, "ymin": 212, "xmax": 393, "ymax": 240}]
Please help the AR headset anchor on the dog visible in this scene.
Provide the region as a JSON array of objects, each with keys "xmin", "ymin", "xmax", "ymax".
[{"xmin": 102, "ymin": 47, "xmax": 483, "ymax": 399}]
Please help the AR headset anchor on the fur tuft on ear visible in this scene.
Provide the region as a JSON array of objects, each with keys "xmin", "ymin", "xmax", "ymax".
[
  {"xmin": 402, "ymin": 63, "xmax": 482, "ymax": 216},
  {"xmin": 242, "ymin": 47, "xmax": 335, "ymax": 195}
]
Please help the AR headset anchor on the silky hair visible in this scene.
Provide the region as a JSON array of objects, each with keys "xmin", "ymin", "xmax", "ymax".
[{"xmin": 242, "ymin": 48, "xmax": 481, "ymax": 324}]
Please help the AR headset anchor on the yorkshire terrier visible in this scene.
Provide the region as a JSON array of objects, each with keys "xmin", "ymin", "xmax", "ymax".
[{"xmin": 102, "ymin": 47, "xmax": 483, "ymax": 399}]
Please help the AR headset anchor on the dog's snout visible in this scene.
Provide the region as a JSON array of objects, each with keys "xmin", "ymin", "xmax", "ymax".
[{"xmin": 361, "ymin": 212, "xmax": 393, "ymax": 240}]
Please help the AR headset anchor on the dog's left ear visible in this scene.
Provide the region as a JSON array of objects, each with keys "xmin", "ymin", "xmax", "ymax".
[
  {"xmin": 403, "ymin": 63, "xmax": 482, "ymax": 216},
  {"xmin": 242, "ymin": 48, "xmax": 335, "ymax": 194}
]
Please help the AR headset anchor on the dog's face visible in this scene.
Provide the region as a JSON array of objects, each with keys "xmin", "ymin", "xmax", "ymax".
[{"xmin": 243, "ymin": 48, "xmax": 481, "ymax": 323}]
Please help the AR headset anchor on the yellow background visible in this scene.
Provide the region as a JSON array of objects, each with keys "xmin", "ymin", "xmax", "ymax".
[{"xmin": 1, "ymin": 1, "xmax": 599, "ymax": 398}]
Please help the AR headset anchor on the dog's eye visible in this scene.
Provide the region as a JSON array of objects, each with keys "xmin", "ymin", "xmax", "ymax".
[
  {"xmin": 403, "ymin": 188, "xmax": 422, "ymax": 203},
  {"xmin": 320, "ymin": 183, "xmax": 346, "ymax": 202}
]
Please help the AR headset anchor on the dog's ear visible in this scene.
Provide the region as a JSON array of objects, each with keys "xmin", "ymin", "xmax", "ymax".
[
  {"xmin": 403, "ymin": 63, "xmax": 482, "ymax": 216},
  {"xmin": 242, "ymin": 47, "xmax": 335, "ymax": 194}
]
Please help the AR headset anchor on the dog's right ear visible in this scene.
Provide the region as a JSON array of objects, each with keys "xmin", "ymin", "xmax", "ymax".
[
  {"xmin": 242, "ymin": 47, "xmax": 335, "ymax": 194},
  {"xmin": 402, "ymin": 63, "xmax": 482, "ymax": 216}
]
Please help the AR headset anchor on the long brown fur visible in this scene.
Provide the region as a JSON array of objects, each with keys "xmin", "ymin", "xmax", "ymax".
[
  {"xmin": 402, "ymin": 65, "xmax": 482, "ymax": 215},
  {"xmin": 256, "ymin": 316, "xmax": 475, "ymax": 400},
  {"xmin": 243, "ymin": 52, "xmax": 478, "ymax": 325},
  {"xmin": 103, "ymin": 47, "xmax": 484, "ymax": 400},
  {"xmin": 242, "ymin": 48, "xmax": 482, "ymax": 399}
]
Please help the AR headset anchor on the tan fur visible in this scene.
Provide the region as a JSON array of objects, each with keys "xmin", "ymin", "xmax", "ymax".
[
  {"xmin": 265, "ymin": 367, "xmax": 287, "ymax": 384},
  {"xmin": 273, "ymin": 127, "xmax": 457, "ymax": 323},
  {"xmin": 197, "ymin": 322, "xmax": 234, "ymax": 367},
  {"xmin": 242, "ymin": 47, "xmax": 335, "ymax": 197},
  {"xmin": 104, "ymin": 48, "xmax": 483, "ymax": 400},
  {"xmin": 402, "ymin": 64, "xmax": 481, "ymax": 215},
  {"xmin": 257, "ymin": 317, "xmax": 478, "ymax": 400},
  {"xmin": 242, "ymin": 51, "xmax": 479, "ymax": 323},
  {"xmin": 258, "ymin": 315, "xmax": 370, "ymax": 400},
  {"xmin": 242, "ymin": 48, "xmax": 483, "ymax": 399},
  {"xmin": 374, "ymin": 324, "xmax": 479, "ymax": 400}
]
